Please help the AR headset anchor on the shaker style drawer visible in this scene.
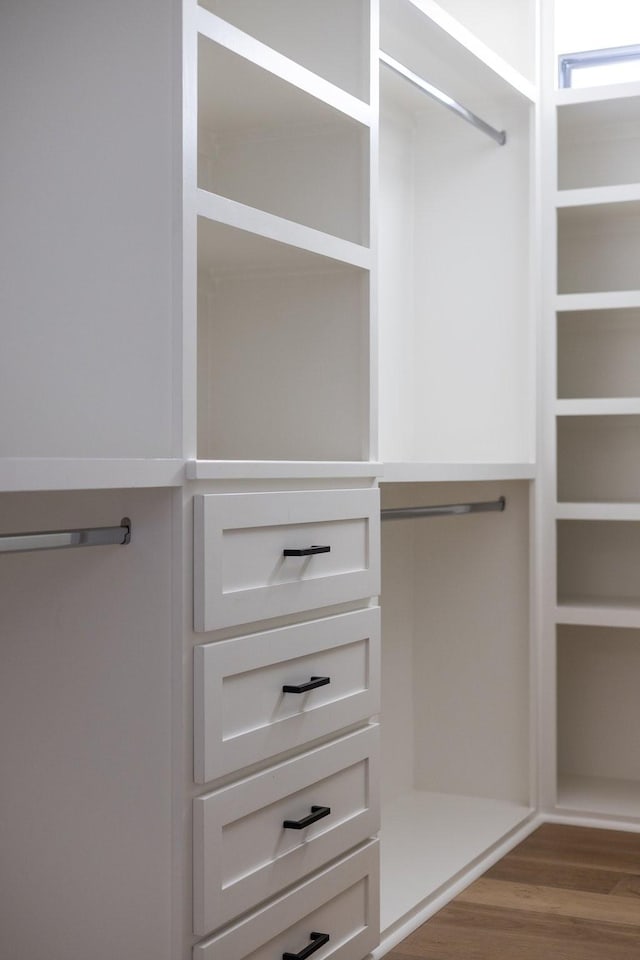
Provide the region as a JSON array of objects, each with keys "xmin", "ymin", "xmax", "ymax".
[
  {"xmin": 193, "ymin": 726, "xmax": 379, "ymax": 936},
  {"xmin": 193, "ymin": 489, "xmax": 380, "ymax": 632},
  {"xmin": 194, "ymin": 607, "xmax": 381, "ymax": 783},
  {"xmin": 193, "ymin": 840, "xmax": 379, "ymax": 960}
]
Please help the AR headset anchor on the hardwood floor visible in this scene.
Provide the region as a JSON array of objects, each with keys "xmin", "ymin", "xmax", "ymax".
[{"xmin": 385, "ymin": 824, "xmax": 640, "ymax": 959}]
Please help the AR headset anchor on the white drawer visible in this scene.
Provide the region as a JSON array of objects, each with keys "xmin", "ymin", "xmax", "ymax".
[
  {"xmin": 194, "ymin": 607, "xmax": 380, "ymax": 783},
  {"xmin": 193, "ymin": 840, "xmax": 379, "ymax": 960},
  {"xmin": 193, "ymin": 726, "xmax": 379, "ymax": 936},
  {"xmin": 193, "ymin": 489, "xmax": 380, "ymax": 632}
]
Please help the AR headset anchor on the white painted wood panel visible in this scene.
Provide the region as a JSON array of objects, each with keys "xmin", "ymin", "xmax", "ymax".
[
  {"xmin": 434, "ymin": 0, "xmax": 536, "ymax": 82},
  {"xmin": 380, "ymin": 0, "xmax": 535, "ymax": 105},
  {"xmin": 193, "ymin": 726, "xmax": 379, "ymax": 934},
  {"xmin": 0, "ymin": 489, "xmax": 174, "ymax": 960},
  {"xmin": 0, "ymin": 0, "xmax": 176, "ymax": 460},
  {"xmin": 193, "ymin": 841, "xmax": 379, "ymax": 960},
  {"xmin": 188, "ymin": 461, "xmax": 382, "ymax": 480},
  {"xmin": 380, "ymin": 790, "xmax": 533, "ymax": 931},
  {"xmin": 194, "ymin": 489, "xmax": 380, "ymax": 631},
  {"xmin": 194, "ymin": 608, "xmax": 380, "ymax": 782},
  {"xmin": 197, "ymin": 192, "xmax": 371, "ymax": 270}
]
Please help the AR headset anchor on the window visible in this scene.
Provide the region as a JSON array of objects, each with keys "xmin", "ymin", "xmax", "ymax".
[{"xmin": 559, "ymin": 43, "xmax": 640, "ymax": 88}]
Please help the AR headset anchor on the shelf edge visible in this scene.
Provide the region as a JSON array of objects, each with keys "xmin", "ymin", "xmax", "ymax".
[{"xmin": 0, "ymin": 459, "xmax": 185, "ymax": 492}]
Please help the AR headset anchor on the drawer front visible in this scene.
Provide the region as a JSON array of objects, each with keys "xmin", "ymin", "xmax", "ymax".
[
  {"xmin": 194, "ymin": 489, "xmax": 380, "ymax": 632},
  {"xmin": 194, "ymin": 607, "xmax": 381, "ymax": 783},
  {"xmin": 193, "ymin": 840, "xmax": 379, "ymax": 960},
  {"xmin": 193, "ymin": 726, "xmax": 379, "ymax": 936}
]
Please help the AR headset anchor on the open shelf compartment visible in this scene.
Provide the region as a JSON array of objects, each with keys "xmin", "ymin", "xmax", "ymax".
[
  {"xmin": 558, "ymin": 308, "xmax": 640, "ymax": 399},
  {"xmin": 557, "ymin": 520, "xmax": 640, "ymax": 609},
  {"xmin": 197, "ymin": 217, "xmax": 370, "ymax": 462},
  {"xmin": 557, "ymin": 415, "xmax": 640, "ymax": 503},
  {"xmin": 198, "ymin": 33, "xmax": 370, "ymax": 246},
  {"xmin": 558, "ymin": 93, "xmax": 640, "ymax": 191},
  {"xmin": 558, "ymin": 201, "xmax": 640, "ymax": 295},
  {"xmin": 557, "ymin": 624, "xmax": 640, "ymax": 819}
]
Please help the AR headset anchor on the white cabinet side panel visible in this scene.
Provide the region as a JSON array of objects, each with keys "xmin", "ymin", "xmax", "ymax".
[
  {"xmin": 0, "ymin": 489, "xmax": 174, "ymax": 960},
  {"xmin": 0, "ymin": 0, "xmax": 176, "ymax": 458}
]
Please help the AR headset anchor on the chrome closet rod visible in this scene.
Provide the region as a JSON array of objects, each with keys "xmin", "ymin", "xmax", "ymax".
[
  {"xmin": 379, "ymin": 50, "xmax": 507, "ymax": 146},
  {"xmin": 0, "ymin": 518, "xmax": 131, "ymax": 554},
  {"xmin": 381, "ymin": 497, "xmax": 506, "ymax": 521}
]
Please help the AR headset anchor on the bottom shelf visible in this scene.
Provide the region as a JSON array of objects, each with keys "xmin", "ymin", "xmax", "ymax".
[
  {"xmin": 557, "ymin": 775, "xmax": 640, "ymax": 820},
  {"xmin": 380, "ymin": 790, "xmax": 532, "ymax": 932}
]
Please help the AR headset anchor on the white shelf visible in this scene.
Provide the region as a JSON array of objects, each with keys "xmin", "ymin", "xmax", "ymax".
[
  {"xmin": 380, "ymin": 789, "xmax": 532, "ymax": 933},
  {"xmin": 556, "ymin": 775, "xmax": 640, "ymax": 820},
  {"xmin": 556, "ymin": 398, "xmax": 640, "ymax": 416},
  {"xmin": 557, "ymin": 291, "xmax": 640, "ymax": 312},
  {"xmin": 0, "ymin": 459, "xmax": 185, "ymax": 492},
  {"xmin": 557, "ymin": 503, "xmax": 640, "ymax": 521},
  {"xmin": 197, "ymin": 190, "xmax": 371, "ymax": 272},
  {"xmin": 557, "ymin": 183, "xmax": 640, "ymax": 209},
  {"xmin": 381, "ymin": 0, "xmax": 535, "ymax": 111},
  {"xmin": 380, "ymin": 462, "xmax": 535, "ymax": 483},
  {"xmin": 187, "ymin": 461, "xmax": 382, "ymax": 480},
  {"xmin": 556, "ymin": 81, "xmax": 640, "ymax": 108},
  {"xmin": 197, "ymin": 0, "xmax": 372, "ymax": 103},
  {"xmin": 556, "ymin": 601, "xmax": 640, "ymax": 629},
  {"xmin": 196, "ymin": 6, "xmax": 371, "ymax": 127}
]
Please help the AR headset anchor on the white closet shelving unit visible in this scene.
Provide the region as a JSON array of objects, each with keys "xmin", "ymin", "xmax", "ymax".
[
  {"xmin": 5, "ymin": 3, "xmax": 640, "ymax": 960},
  {"xmin": 182, "ymin": 5, "xmax": 382, "ymax": 960},
  {"xmin": 539, "ymin": 3, "xmax": 640, "ymax": 828},
  {"xmin": 184, "ymin": 0, "xmax": 378, "ymax": 478}
]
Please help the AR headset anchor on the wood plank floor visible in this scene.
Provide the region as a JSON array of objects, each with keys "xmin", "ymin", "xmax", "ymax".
[{"xmin": 386, "ymin": 824, "xmax": 640, "ymax": 960}]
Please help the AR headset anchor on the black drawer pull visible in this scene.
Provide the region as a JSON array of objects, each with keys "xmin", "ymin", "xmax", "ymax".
[
  {"xmin": 283, "ymin": 932, "xmax": 330, "ymax": 960},
  {"xmin": 283, "ymin": 805, "xmax": 331, "ymax": 830},
  {"xmin": 283, "ymin": 676, "xmax": 331, "ymax": 694},
  {"xmin": 283, "ymin": 545, "xmax": 331, "ymax": 557}
]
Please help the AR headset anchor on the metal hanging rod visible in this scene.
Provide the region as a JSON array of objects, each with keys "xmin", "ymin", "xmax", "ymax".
[
  {"xmin": 0, "ymin": 518, "xmax": 131, "ymax": 555},
  {"xmin": 381, "ymin": 497, "xmax": 506, "ymax": 521},
  {"xmin": 379, "ymin": 50, "xmax": 507, "ymax": 147}
]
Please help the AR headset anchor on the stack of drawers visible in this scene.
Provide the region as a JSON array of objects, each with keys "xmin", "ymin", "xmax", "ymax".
[{"xmin": 192, "ymin": 487, "xmax": 381, "ymax": 960}]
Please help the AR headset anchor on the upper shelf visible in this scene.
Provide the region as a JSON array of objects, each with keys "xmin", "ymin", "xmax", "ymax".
[
  {"xmin": 196, "ymin": 6, "xmax": 371, "ymax": 126},
  {"xmin": 380, "ymin": 0, "xmax": 536, "ymax": 114},
  {"xmin": 197, "ymin": 192, "xmax": 371, "ymax": 275},
  {"xmin": 197, "ymin": 0, "xmax": 372, "ymax": 103}
]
